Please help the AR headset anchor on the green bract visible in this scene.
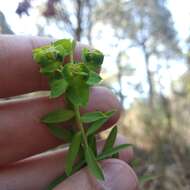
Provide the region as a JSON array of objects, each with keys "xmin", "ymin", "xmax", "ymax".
[{"xmin": 33, "ymin": 39, "xmax": 129, "ymax": 189}]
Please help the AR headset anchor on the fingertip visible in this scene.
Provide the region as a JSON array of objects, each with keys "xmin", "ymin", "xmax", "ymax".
[
  {"xmin": 116, "ymin": 134, "xmax": 134, "ymax": 163},
  {"xmin": 100, "ymin": 159, "xmax": 139, "ymax": 190},
  {"xmin": 54, "ymin": 159, "xmax": 139, "ymax": 190}
]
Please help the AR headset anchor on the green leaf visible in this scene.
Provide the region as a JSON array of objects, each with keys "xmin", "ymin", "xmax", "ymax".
[
  {"xmin": 41, "ymin": 108, "xmax": 75, "ymax": 124},
  {"xmin": 102, "ymin": 127, "xmax": 117, "ymax": 153},
  {"xmin": 47, "ymin": 173, "xmax": 67, "ymax": 190},
  {"xmin": 53, "ymin": 39, "xmax": 73, "ymax": 56},
  {"xmin": 111, "ymin": 152, "xmax": 119, "ymax": 158},
  {"xmin": 139, "ymin": 175, "xmax": 157, "ymax": 186},
  {"xmin": 88, "ymin": 135, "xmax": 97, "ymax": 156},
  {"xmin": 65, "ymin": 132, "xmax": 82, "ymax": 176},
  {"xmin": 85, "ymin": 146, "xmax": 104, "ymax": 180},
  {"xmin": 84, "ymin": 110, "xmax": 115, "ymax": 136},
  {"xmin": 40, "ymin": 61, "xmax": 60, "ymax": 75},
  {"xmin": 86, "ymin": 71, "xmax": 102, "ymax": 85},
  {"xmin": 72, "ymin": 159, "xmax": 86, "ymax": 173},
  {"xmin": 32, "ymin": 45, "xmax": 52, "ymax": 65},
  {"xmin": 86, "ymin": 118, "xmax": 107, "ymax": 136},
  {"xmin": 66, "ymin": 82, "xmax": 89, "ymax": 106},
  {"xmin": 98, "ymin": 144, "xmax": 132, "ymax": 160},
  {"xmin": 130, "ymin": 158, "xmax": 141, "ymax": 168},
  {"xmin": 62, "ymin": 63, "xmax": 88, "ymax": 82},
  {"xmin": 82, "ymin": 48, "xmax": 104, "ymax": 71},
  {"xmin": 47, "ymin": 124, "xmax": 73, "ymax": 142},
  {"xmin": 90, "ymin": 49, "xmax": 104, "ymax": 65},
  {"xmin": 104, "ymin": 110, "xmax": 116, "ymax": 118},
  {"xmin": 47, "ymin": 160, "xmax": 86, "ymax": 190},
  {"xmin": 63, "ymin": 63, "xmax": 90, "ymax": 106},
  {"xmin": 50, "ymin": 78, "xmax": 68, "ymax": 98},
  {"xmin": 34, "ymin": 45, "xmax": 62, "ymax": 64},
  {"xmin": 81, "ymin": 111, "xmax": 106, "ymax": 123}
]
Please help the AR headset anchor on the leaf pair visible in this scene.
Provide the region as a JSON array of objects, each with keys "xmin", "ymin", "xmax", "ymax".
[
  {"xmin": 98, "ymin": 144, "xmax": 132, "ymax": 160},
  {"xmin": 47, "ymin": 126, "xmax": 131, "ymax": 189},
  {"xmin": 78, "ymin": 126, "xmax": 125, "ymax": 181},
  {"xmin": 41, "ymin": 108, "xmax": 75, "ymax": 142},
  {"xmin": 64, "ymin": 126, "xmax": 118, "ymax": 180},
  {"xmin": 41, "ymin": 108, "xmax": 74, "ymax": 140},
  {"xmin": 99, "ymin": 126, "xmax": 131, "ymax": 160},
  {"xmin": 81, "ymin": 110, "xmax": 116, "ymax": 136}
]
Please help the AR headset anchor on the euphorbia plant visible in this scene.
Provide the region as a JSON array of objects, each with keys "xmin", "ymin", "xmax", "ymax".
[{"xmin": 33, "ymin": 39, "xmax": 130, "ymax": 189}]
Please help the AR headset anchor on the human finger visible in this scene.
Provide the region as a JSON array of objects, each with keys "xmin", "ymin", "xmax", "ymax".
[
  {"xmin": 0, "ymin": 87, "xmax": 121, "ymax": 166},
  {"xmin": 0, "ymin": 135, "xmax": 135, "ymax": 190},
  {"xmin": 54, "ymin": 159, "xmax": 139, "ymax": 190},
  {"xmin": 0, "ymin": 35, "xmax": 87, "ymax": 98}
]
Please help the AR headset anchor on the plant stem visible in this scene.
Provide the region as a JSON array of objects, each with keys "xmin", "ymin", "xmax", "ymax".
[{"xmin": 74, "ymin": 105, "xmax": 88, "ymax": 148}]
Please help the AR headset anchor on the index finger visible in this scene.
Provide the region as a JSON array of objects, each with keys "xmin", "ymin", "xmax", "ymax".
[{"xmin": 0, "ymin": 35, "xmax": 84, "ymax": 98}]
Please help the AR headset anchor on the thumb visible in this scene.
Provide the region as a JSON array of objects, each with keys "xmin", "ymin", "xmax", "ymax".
[{"xmin": 53, "ymin": 159, "xmax": 139, "ymax": 190}]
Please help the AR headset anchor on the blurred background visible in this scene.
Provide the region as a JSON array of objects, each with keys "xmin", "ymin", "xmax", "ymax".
[{"xmin": 0, "ymin": 0, "xmax": 190, "ymax": 189}]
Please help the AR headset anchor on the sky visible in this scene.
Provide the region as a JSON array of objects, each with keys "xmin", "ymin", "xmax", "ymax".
[
  {"xmin": 1, "ymin": 0, "xmax": 190, "ymax": 41},
  {"xmin": 0, "ymin": 0, "xmax": 189, "ymax": 107}
]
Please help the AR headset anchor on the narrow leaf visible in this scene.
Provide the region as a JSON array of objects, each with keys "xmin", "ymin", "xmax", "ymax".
[
  {"xmin": 86, "ymin": 71, "xmax": 102, "ymax": 85},
  {"xmin": 47, "ymin": 124, "xmax": 73, "ymax": 142},
  {"xmin": 47, "ymin": 173, "xmax": 67, "ymax": 190},
  {"xmin": 72, "ymin": 160, "xmax": 86, "ymax": 173},
  {"xmin": 47, "ymin": 160, "xmax": 86, "ymax": 190},
  {"xmin": 86, "ymin": 118, "xmax": 107, "ymax": 136},
  {"xmin": 98, "ymin": 144, "xmax": 132, "ymax": 160},
  {"xmin": 88, "ymin": 135, "xmax": 97, "ymax": 156},
  {"xmin": 41, "ymin": 108, "xmax": 75, "ymax": 124},
  {"xmin": 85, "ymin": 146, "xmax": 104, "ymax": 180},
  {"xmin": 140, "ymin": 175, "xmax": 158, "ymax": 187},
  {"xmin": 104, "ymin": 110, "xmax": 116, "ymax": 118},
  {"xmin": 111, "ymin": 152, "xmax": 119, "ymax": 158},
  {"xmin": 50, "ymin": 78, "xmax": 68, "ymax": 98},
  {"xmin": 65, "ymin": 132, "xmax": 82, "ymax": 176},
  {"xmin": 102, "ymin": 127, "xmax": 117, "ymax": 153},
  {"xmin": 81, "ymin": 111, "xmax": 106, "ymax": 123}
]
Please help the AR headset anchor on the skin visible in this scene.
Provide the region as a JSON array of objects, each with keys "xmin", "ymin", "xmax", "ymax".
[{"xmin": 0, "ymin": 35, "xmax": 139, "ymax": 190}]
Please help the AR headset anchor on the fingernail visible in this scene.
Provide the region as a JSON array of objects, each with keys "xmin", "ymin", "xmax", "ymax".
[{"xmin": 98, "ymin": 159, "xmax": 139, "ymax": 190}]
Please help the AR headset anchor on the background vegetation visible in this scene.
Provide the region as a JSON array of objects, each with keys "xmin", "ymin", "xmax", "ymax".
[{"xmin": 1, "ymin": 0, "xmax": 190, "ymax": 189}]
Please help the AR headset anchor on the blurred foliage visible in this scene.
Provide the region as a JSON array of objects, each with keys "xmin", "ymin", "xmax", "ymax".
[
  {"xmin": 96, "ymin": 0, "xmax": 181, "ymax": 108},
  {"xmin": 16, "ymin": 0, "xmax": 31, "ymax": 17},
  {"xmin": 120, "ymin": 94, "xmax": 190, "ymax": 189}
]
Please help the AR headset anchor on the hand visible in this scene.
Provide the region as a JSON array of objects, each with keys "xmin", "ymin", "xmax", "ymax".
[{"xmin": 0, "ymin": 35, "xmax": 139, "ymax": 190}]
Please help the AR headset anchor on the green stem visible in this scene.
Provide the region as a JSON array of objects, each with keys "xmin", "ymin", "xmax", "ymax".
[{"xmin": 74, "ymin": 105, "xmax": 88, "ymax": 148}]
